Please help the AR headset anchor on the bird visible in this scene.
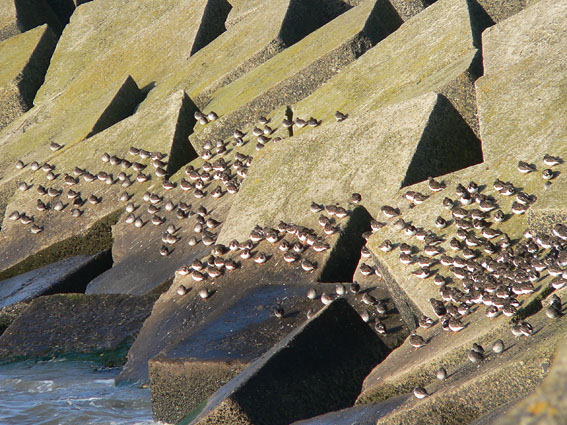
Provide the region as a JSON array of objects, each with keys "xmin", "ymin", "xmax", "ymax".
[
  {"xmin": 492, "ymin": 340, "xmax": 505, "ymax": 354},
  {"xmin": 517, "ymin": 161, "xmax": 536, "ymax": 173},
  {"xmin": 413, "ymin": 386, "xmax": 428, "ymax": 399},
  {"xmin": 334, "ymin": 111, "xmax": 348, "ymax": 121},
  {"xmin": 428, "ymin": 177, "xmax": 446, "ymax": 192},
  {"xmin": 273, "ymin": 306, "xmax": 285, "ymax": 318},
  {"xmin": 419, "ymin": 316, "xmax": 434, "ymax": 329},
  {"xmin": 543, "ymin": 154, "xmax": 562, "ymax": 166},
  {"xmin": 468, "ymin": 349, "xmax": 484, "ymax": 363},
  {"xmin": 409, "ymin": 333, "xmax": 426, "ymax": 349},
  {"xmin": 436, "ymin": 367, "xmax": 448, "ymax": 380}
]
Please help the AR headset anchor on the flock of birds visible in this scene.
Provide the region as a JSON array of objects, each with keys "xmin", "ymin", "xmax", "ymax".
[
  {"xmin": 5, "ymin": 106, "xmax": 567, "ymax": 404},
  {"xmin": 351, "ymin": 154, "xmax": 567, "ymax": 399}
]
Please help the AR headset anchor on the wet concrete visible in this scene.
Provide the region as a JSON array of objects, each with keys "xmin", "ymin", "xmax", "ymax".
[{"xmin": 0, "ymin": 251, "xmax": 111, "ymax": 309}]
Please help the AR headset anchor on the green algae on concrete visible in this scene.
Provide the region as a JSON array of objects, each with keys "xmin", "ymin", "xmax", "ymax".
[
  {"xmin": 476, "ymin": 37, "xmax": 567, "ymax": 166},
  {"xmin": 34, "ymin": 0, "xmax": 228, "ymax": 105},
  {"xmin": 189, "ymin": 0, "xmax": 403, "ymax": 152},
  {"xmin": 148, "ymin": 283, "xmax": 319, "ymax": 424},
  {"xmin": 289, "ymin": 0, "xmax": 490, "ymax": 138},
  {"xmin": 474, "ymin": 0, "xmax": 567, "ymax": 233},
  {"xmin": 475, "ymin": 0, "xmax": 525, "ymax": 23},
  {"xmin": 217, "ymin": 92, "xmax": 481, "ymax": 246},
  {"xmin": 495, "ymin": 336, "xmax": 567, "ymax": 425},
  {"xmin": 0, "ymin": 25, "xmax": 57, "ymax": 131},
  {"xmin": 0, "ymin": 74, "xmax": 142, "ymax": 187},
  {"xmin": 0, "ymin": 89, "xmax": 194, "ymax": 276},
  {"xmin": 149, "ymin": 0, "xmax": 354, "ymax": 110},
  {"xmin": 0, "ymin": 293, "xmax": 155, "ymax": 365},
  {"xmin": 356, "ymin": 302, "xmax": 567, "ymax": 425}
]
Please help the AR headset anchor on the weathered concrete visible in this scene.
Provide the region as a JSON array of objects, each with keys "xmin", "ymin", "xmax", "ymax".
[
  {"xmin": 149, "ymin": 284, "xmax": 314, "ymax": 424},
  {"xmin": 387, "ymin": 0, "xmax": 427, "ymax": 21},
  {"xmin": 0, "ymin": 25, "xmax": 57, "ymax": 131},
  {"xmin": 114, "ymin": 200, "xmax": 395, "ymax": 384},
  {"xmin": 0, "ymin": 0, "xmax": 62, "ymax": 42},
  {"xmin": 35, "ymin": 0, "xmax": 228, "ymax": 104},
  {"xmin": 475, "ymin": 0, "xmax": 567, "ymax": 234},
  {"xmin": 0, "ymin": 74, "xmax": 143, "ymax": 190},
  {"xmin": 475, "ymin": 0, "xmax": 525, "ymax": 23},
  {"xmin": 0, "ymin": 89, "xmax": 192, "ymax": 278},
  {"xmin": 218, "ymin": 92, "xmax": 481, "ymax": 247},
  {"xmin": 482, "ymin": 0, "xmax": 567, "ymax": 75},
  {"xmin": 357, "ymin": 295, "xmax": 567, "ymax": 424},
  {"xmin": 189, "ymin": 0, "xmax": 403, "ymax": 151},
  {"xmin": 0, "ymin": 251, "xmax": 111, "ymax": 309},
  {"xmin": 149, "ymin": 0, "xmax": 355, "ymax": 110},
  {"xmin": 291, "ymin": 396, "xmax": 408, "ymax": 425},
  {"xmin": 495, "ymin": 336, "xmax": 567, "ymax": 425},
  {"xmin": 186, "ymin": 298, "xmax": 390, "ymax": 425},
  {"xmin": 0, "ymin": 293, "xmax": 155, "ymax": 365},
  {"xmin": 476, "ymin": 10, "xmax": 567, "ymax": 164},
  {"xmin": 290, "ymin": 0, "xmax": 490, "ymax": 138}
]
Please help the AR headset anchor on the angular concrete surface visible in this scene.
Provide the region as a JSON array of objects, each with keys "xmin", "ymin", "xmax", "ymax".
[
  {"xmin": 34, "ymin": 0, "xmax": 224, "ymax": 103},
  {"xmin": 149, "ymin": 284, "xmax": 314, "ymax": 424},
  {"xmin": 0, "ymin": 90, "xmax": 192, "ymax": 277},
  {"xmin": 482, "ymin": 0, "xmax": 567, "ymax": 75},
  {"xmin": 189, "ymin": 0, "xmax": 403, "ymax": 151},
  {"xmin": 218, "ymin": 92, "xmax": 481, "ymax": 247},
  {"xmin": 0, "ymin": 293, "xmax": 155, "ymax": 363},
  {"xmin": 290, "ymin": 0, "xmax": 489, "ymax": 137},
  {"xmin": 150, "ymin": 0, "xmax": 355, "ymax": 109},
  {"xmin": 0, "ymin": 25, "xmax": 57, "ymax": 131},
  {"xmin": 0, "ymin": 251, "xmax": 111, "ymax": 309},
  {"xmin": 186, "ymin": 298, "xmax": 389, "ymax": 425},
  {"xmin": 0, "ymin": 0, "xmax": 62, "ymax": 42}
]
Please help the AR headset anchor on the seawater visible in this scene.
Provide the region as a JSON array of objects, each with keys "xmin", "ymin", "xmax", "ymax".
[{"xmin": 0, "ymin": 360, "xmax": 157, "ymax": 425}]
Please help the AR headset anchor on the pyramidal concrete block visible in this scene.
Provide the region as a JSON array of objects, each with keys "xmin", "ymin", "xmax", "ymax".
[
  {"xmin": 0, "ymin": 25, "xmax": 57, "ymax": 131},
  {"xmin": 148, "ymin": 283, "xmax": 315, "ymax": 424},
  {"xmin": 290, "ymin": 0, "xmax": 490, "ymax": 138},
  {"xmin": 0, "ymin": 74, "xmax": 143, "ymax": 194},
  {"xmin": 150, "ymin": 0, "xmax": 355, "ymax": 110},
  {"xmin": 494, "ymin": 336, "xmax": 567, "ymax": 425},
  {"xmin": 35, "ymin": 0, "xmax": 229, "ymax": 104},
  {"xmin": 217, "ymin": 92, "xmax": 481, "ymax": 247},
  {"xmin": 189, "ymin": 0, "xmax": 403, "ymax": 152},
  {"xmin": 476, "ymin": 1, "xmax": 567, "ymax": 167},
  {"xmin": 185, "ymin": 298, "xmax": 389, "ymax": 425},
  {"xmin": 0, "ymin": 90, "xmax": 193, "ymax": 277},
  {"xmin": 0, "ymin": 251, "xmax": 111, "ymax": 309},
  {"xmin": 482, "ymin": 0, "xmax": 567, "ymax": 75}
]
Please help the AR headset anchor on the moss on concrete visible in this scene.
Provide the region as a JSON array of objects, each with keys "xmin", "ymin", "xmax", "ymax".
[
  {"xmin": 0, "ymin": 25, "xmax": 57, "ymax": 130},
  {"xmin": 189, "ymin": 0, "xmax": 403, "ymax": 151},
  {"xmin": 217, "ymin": 92, "xmax": 480, "ymax": 246},
  {"xmin": 0, "ymin": 293, "xmax": 155, "ymax": 365},
  {"xmin": 0, "ymin": 0, "xmax": 62, "ymax": 41},
  {"xmin": 0, "ymin": 210, "xmax": 120, "ymax": 281},
  {"xmin": 289, "ymin": 0, "xmax": 489, "ymax": 134}
]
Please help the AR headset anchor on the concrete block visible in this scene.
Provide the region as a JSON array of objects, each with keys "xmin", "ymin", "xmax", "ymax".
[
  {"xmin": 189, "ymin": 0, "xmax": 403, "ymax": 151},
  {"xmin": 0, "ymin": 25, "xmax": 57, "ymax": 131},
  {"xmin": 0, "ymin": 293, "xmax": 155, "ymax": 364},
  {"xmin": 290, "ymin": 0, "xmax": 490, "ymax": 138},
  {"xmin": 186, "ymin": 298, "xmax": 389, "ymax": 425},
  {"xmin": 0, "ymin": 251, "xmax": 111, "ymax": 309}
]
